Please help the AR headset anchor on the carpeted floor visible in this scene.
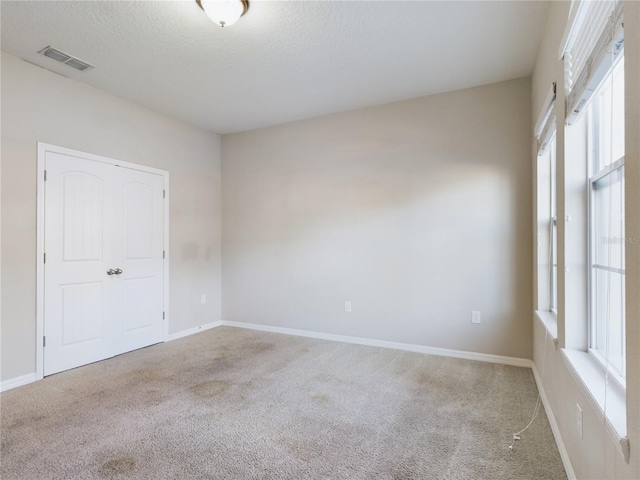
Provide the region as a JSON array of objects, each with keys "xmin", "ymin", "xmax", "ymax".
[{"xmin": 1, "ymin": 327, "xmax": 566, "ymax": 479}]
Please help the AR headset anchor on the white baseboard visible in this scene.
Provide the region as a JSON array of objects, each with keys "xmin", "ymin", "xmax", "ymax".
[
  {"xmin": 220, "ymin": 320, "xmax": 533, "ymax": 368},
  {"xmin": 165, "ymin": 321, "xmax": 222, "ymax": 342},
  {"xmin": 2, "ymin": 323, "xmax": 222, "ymax": 392},
  {"xmin": 2, "ymin": 321, "xmax": 532, "ymax": 394},
  {"xmin": 532, "ymin": 363, "xmax": 576, "ymax": 480},
  {"xmin": 1, "ymin": 372, "xmax": 38, "ymax": 392}
]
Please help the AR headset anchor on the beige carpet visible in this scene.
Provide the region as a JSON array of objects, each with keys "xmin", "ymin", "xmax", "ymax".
[{"xmin": 1, "ymin": 326, "xmax": 566, "ymax": 479}]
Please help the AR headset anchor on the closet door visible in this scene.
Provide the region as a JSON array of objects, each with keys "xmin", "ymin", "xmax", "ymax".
[
  {"xmin": 43, "ymin": 151, "xmax": 164, "ymax": 376},
  {"xmin": 112, "ymin": 167, "xmax": 164, "ymax": 355},
  {"xmin": 43, "ymin": 153, "xmax": 119, "ymax": 375}
]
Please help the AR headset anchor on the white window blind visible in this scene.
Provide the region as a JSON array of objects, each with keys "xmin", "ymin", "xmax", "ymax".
[
  {"xmin": 562, "ymin": 0, "xmax": 623, "ymax": 124},
  {"xmin": 535, "ymin": 83, "xmax": 556, "ymax": 156}
]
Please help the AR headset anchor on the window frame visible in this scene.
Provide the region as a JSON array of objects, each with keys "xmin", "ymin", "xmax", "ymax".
[{"xmin": 586, "ymin": 60, "xmax": 626, "ymax": 386}]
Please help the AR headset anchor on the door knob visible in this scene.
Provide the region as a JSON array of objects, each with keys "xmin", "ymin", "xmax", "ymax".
[
  {"xmin": 107, "ymin": 269, "xmax": 116, "ymax": 275},
  {"xmin": 114, "ymin": 268, "xmax": 123, "ymax": 275}
]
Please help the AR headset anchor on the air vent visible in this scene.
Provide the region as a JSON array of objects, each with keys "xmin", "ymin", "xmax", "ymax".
[
  {"xmin": 37, "ymin": 46, "xmax": 94, "ymax": 72},
  {"xmin": 42, "ymin": 48, "xmax": 71, "ymax": 63},
  {"xmin": 64, "ymin": 58, "xmax": 92, "ymax": 71}
]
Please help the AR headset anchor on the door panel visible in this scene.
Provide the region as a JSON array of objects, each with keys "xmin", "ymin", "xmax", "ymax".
[
  {"xmin": 124, "ymin": 182, "xmax": 154, "ymax": 259},
  {"xmin": 44, "ymin": 151, "xmax": 165, "ymax": 375},
  {"xmin": 115, "ymin": 170, "xmax": 164, "ymax": 354},
  {"xmin": 62, "ymin": 173, "xmax": 103, "ymax": 261},
  {"xmin": 44, "ymin": 153, "xmax": 116, "ymax": 375},
  {"xmin": 123, "ymin": 277, "xmax": 156, "ymax": 331},
  {"xmin": 61, "ymin": 282, "xmax": 103, "ymax": 345}
]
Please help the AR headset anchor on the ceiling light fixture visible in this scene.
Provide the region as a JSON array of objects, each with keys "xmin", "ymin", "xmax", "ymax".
[{"xmin": 196, "ymin": 0, "xmax": 249, "ymax": 28}]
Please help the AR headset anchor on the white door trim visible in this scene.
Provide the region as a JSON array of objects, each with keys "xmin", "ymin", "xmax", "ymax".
[{"xmin": 36, "ymin": 142, "xmax": 170, "ymax": 380}]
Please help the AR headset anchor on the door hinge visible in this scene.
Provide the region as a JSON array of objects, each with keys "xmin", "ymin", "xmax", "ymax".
[
  {"xmin": 163, "ymin": 312, "xmax": 165, "ymax": 320},
  {"xmin": 163, "ymin": 190, "xmax": 166, "ymax": 198},
  {"xmin": 44, "ymin": 253, "xmax": 47, "ymax": 264},
  {"xmin": 43, "ymin": 336, "xmax": 46, "ymax": 347},
  {"xmin": 163, "ymin": 250, "xmax": 165, "ymax": 259},
  {"xmin": 44, "ymin": 170, "xmax": 47, "ymax": 181}
]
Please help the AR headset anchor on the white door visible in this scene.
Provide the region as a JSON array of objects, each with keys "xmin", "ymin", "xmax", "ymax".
[
  {"xmin": 114, "ymin": 167, "xmax": 165, "ymax": 355},
  {"xmin": 43, "ymin": 151, "xmax": 164, "ymax": 375}
]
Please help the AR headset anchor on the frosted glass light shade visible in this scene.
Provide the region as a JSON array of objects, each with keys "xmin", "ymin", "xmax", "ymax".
[{"xmin": 197, "ymin": 0, "xmax": 248, "ymax": 27}]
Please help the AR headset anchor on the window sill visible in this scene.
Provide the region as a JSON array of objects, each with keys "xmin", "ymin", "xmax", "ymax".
[
  {"xmin": 535, "ymin": 310, "xmax": 559, "ymax": 347},
  {"xmin": 560, "ymin": 348, "xmax": 629, "ymax": 460}
]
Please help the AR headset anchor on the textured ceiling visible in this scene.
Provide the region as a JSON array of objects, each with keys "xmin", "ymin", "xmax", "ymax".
[{"xmin": 1, "ymin": 1, "xmax": 549, "ymax": 134}]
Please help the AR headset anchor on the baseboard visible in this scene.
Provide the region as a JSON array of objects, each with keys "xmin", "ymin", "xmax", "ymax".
[
  {"xmin": 220, "ymin": 320, "xmax": 533, "ymax": 368},
  {"xmin": 1, "ymin": 372, "xmax": 38, "ymax": 392},
  {"xmin": 2, "ymin": 324, "xmax": 222, "ymax": 392},
  {"xmin": 531, "ymin": 363, "xmax": 576, "ymax": 480},
  {"xmin": 165, "ymin": 321, "xmax": 222, "ymax": 342},
  {"xmin": 3, "ymin": 321, "xmax": 531, "ymax": 392}
]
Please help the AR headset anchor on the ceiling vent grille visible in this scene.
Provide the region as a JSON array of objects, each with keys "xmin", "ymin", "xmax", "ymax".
[{"xmin": 38, "ymin": 46, "xmax": 94, "ymax": 72}]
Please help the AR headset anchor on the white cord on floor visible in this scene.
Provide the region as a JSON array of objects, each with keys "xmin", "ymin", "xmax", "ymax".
[{"xmin": 509, "ymin": 328, "xmax": 548, "ymax": 451}]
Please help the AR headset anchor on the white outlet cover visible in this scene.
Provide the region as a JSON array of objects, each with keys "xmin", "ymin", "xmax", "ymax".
[
  {"xmin": 345, "ymin": 301, "xmax": 352, "ymax": 313},
  {"xmin": 471, "ymin": 311, "xmax": 481, "ymax": 324},
  {"xmin": 201, "ymin": 294, "xmax": 206, "ymax": 304}
]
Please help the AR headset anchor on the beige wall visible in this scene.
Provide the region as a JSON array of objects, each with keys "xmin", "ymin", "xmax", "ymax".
[
  {"xmin": 222, "ymin": 78, "xmax": 533, "ymax": 359},
  {"xmin": 531, "ymin": 1, "xmax": 639, "ymax": 478},
  {"xmin": 0, "ymin": 52, "xmax": 223, "ymax": 382}
]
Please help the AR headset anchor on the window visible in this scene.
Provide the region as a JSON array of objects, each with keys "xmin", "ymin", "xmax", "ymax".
[
  {"xmin": 553, "ymin": 0, "xmax": 628, "ymax": 442},
  {"xmin": 588, "ymin": 58, "xmax": 625, "ymax": 379},
  {"xmin": 549, "ymin": 140, "xmax": 557, "ymax": 313},
  {"xmin": 538, "ymin": 135, "xmax": 558, "ymax": 314},
  {"xmin": 534, "ymin": 84, "xmax": 557, "ymax": 318}
]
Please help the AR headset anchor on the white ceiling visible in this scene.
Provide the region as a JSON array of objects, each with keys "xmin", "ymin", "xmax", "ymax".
[{"xmin": 1, "ymin": 1, "xmax": 549, "ymax": 134}]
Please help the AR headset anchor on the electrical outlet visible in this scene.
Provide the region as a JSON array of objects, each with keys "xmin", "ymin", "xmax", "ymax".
[
  {"xmin": 471, "ymin": 311, "xmax": 481, "ymax": 324},
  {"xmin": 345, "ymin": 301, "xmax": 352, "ymax": 313},
  {"xmin": 201, "ymin": 294, "xmax": 206, "ymax": 304},
  {"xmin": 576, "ymin": 403, "xmax": 583, "ymax": 439}
]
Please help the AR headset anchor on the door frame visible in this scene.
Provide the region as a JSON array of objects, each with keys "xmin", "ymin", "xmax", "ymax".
[{"xmin": 36, "ymin": 142, "xmax": 170, "ymax": 380}]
